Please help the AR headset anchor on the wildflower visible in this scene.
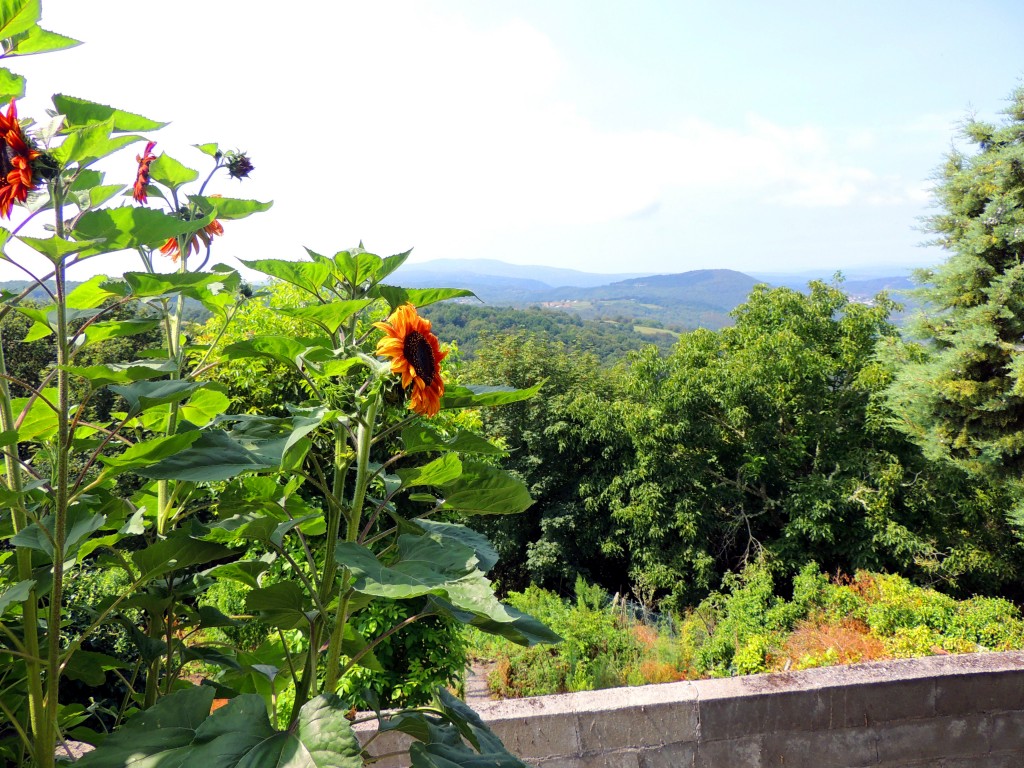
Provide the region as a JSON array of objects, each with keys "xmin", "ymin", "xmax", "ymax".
[
  {"xmin": 133, "ymin": 140, "xmax": 157, "ymax": 203},
  {"xmin": 374, "ymin": 303, "xmax": 448, "ymax": 417},
  {"xmin": 0, "ymin": 100, "xmax": 39, "ymax": 219},
  {"xmin": 224, "ymin": 150, "xmax": 253, "ymax": 180}
]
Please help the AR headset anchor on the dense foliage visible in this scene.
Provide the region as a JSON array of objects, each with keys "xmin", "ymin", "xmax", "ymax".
[
  {"xmin": 470, "ymin": 563, "xmax": 1024, "ymax": 698},
  {"xmin": 883, "ymin": 88, "xmax": 1024, "ymax": 507},
  {"xmin": 468, "ymin": 282, "xmax": 1023, "ymax": 609}
]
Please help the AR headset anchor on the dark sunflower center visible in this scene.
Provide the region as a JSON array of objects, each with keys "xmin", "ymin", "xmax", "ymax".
[
  {"xmin": 403, "ymin": 331, "xmax": 435, "ymax": 386},
  {"xmin": 0, "ymin": 140, "xmax": 12, "ymax": 178}
]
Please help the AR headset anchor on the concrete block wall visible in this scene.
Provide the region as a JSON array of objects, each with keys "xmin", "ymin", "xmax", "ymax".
[{"xmin": 358, "ymin": 651, "xmax": 1024, "ymax": 767}]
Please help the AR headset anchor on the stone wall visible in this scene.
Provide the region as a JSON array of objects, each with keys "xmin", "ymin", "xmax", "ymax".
[{"xmin": 358, "ymin": 651, "xmax": 1024, "ymax": 767}]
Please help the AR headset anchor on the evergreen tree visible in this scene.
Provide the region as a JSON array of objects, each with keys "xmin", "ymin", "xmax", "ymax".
[{"xmin": 883, "ymin": 87, "xmax": 1024, "ymax": 483}]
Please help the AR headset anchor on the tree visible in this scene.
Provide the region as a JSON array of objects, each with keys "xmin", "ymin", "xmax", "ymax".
[
  {"xmin": 608, "ymin": 282, "xmax": 1021, "ymax": 609},
  {"xmin": 882, "ymin": 87, "xmax": 1024, "ymax": 491},
  {"xmin": 464, "ymin": 331, "xmax": 632, "ymax": 593}
]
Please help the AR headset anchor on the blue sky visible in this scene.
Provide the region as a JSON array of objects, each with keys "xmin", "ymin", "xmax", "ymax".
[{"xmin": 3, "ymin": 0, "xmax": 1023, "ymax": 280}]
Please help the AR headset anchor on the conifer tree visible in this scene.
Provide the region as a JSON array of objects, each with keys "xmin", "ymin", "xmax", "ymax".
[{"xmin": 883, "ymin": 86, "xmax": 1024, "ymax": 484}]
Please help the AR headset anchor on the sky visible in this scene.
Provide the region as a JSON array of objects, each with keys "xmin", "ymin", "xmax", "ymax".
[{"xmin": 3, "ymin": 0, "xmax": 1024, "ymax": 282}]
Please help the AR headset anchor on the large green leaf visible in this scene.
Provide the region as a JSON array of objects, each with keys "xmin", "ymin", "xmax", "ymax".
[
  {"xmin": 396, "ymin": 453, "xmax": 463, "ymax": 488},
  {"xmin": 76, "ymin": 687, "xmax": 362, "ymax": 768},
  {"xmin": 149, "ymin": 153, "xmax": 198, "ymax": 189},
  {"xmin": 440, "ymin": 461, "xmax": 533, "ymax": 515},
  {"xmin": 0, "ymin": 67, "xmax": 24, "ymax": 100},
  {"xmin": 81, "ymin": 318, "xmax": 161, "ymax": 347},
  {"xmin": 18, "ymin": 234, "xmax": 105, "ymax": 261},
  {"xmin": 97, "ymin": 432, "xmax": 201, "ymax": 477},
  {"xmin": 440, "ymin": 383, "xmax": 542, "ymax": 410},
  {"xmin": 71, "ymin": 207, "xmax": 214, "ymax": 257},
  {"xmin": 118, "ymin": 269, "xmax": 241, "ymax": 300},
  {"xmin": 0, "ymin": 579, "xmax": 34, "ymax": 616},
  {"xmin": 245, "ymin": 582, "xmax": 314, "ymax": 630},
  {"xmin": 428, "ymin": 595, "xmax": 561, "ymax": 647},
  {"xmin": 65, "ymin": 274, "xmax": 121, "ymax": 309},
  {"xmin": 206, "ymin": 559, "xmax": 272, "ymax": 590},
  {"xmin": 274, "ymin": 299, "xmax": 372, "ymax": 335},
  {"xmin": 179, "ymin": 386, "xmax": 231, "ymax": 428},
  {"xmin": 5, "ymin": 23, "xmax": 79, "ymax": 55},
  {"xmin": 63, "ymin": 650, "xmax": 125, "ymax": 686},
  {"xmin": 221, "ymin": 336, "xmax": 334, "ymax": 373},
  {"xmin": 53, "ymin": 119, "xmax": 142, "ymax": 168},
  {"xmin": 414, "ymin": 521, "xmax": 499, "ymax": 573},
  {"xmin": 240, "ymin": 257, "xmax": 332, "ymax": 295},
  {"xmin": 110, "ymin": 380, "xmax": 205, "ymax": 417},
  {"xmin": 53, "ymin": 93, "xmax": 166, "ymax": 131},
  {"xmin": 64, "ymin": 360, "xmax": 177, "ymax": 388},
  {"xmin": 131, "ymin": 532, "xmax": 235, "ymax": 581},
  {"xmin": 373, "ymin": 285, "xmax": 476, "ymax": 311},
  {"xmin": 384, "ymin": 689, "xmax": 533, "ymax": 768},
  {"xmin": 137, "ymin": 429, "xmax": 273, "ymax": 482},
  {"xmin": 11, "ymin": 507, "xmax": 105, "ymax": 561},
  {"xmin": 336, "ymin": 535, "xmax": 478, "ymax": 601},
  {"xmin": 0, "ymin": 0, "xmax": 40, "ymax": 40},
  {"xmin": 189, "ymin": 194, "xmax": 273, "ymax": 220},
  {"xmin": 401, "ymin": 424, "xmax": 503, "ymax": 456}
]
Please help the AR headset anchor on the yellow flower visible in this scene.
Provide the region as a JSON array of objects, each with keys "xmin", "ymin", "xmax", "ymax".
[{"xmin": 374, "ymin": 303, "xmax": 447, "ymax": 417}]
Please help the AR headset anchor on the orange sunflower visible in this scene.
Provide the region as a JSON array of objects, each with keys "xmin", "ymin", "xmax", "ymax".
[
  {"xmin": 159, "ymin": 218, "xmax": 223, "ymax": 262},
  {"xmin": 133, "ymin": 140, "xmax": 156, "ymax": 203},
  {"xmin": 374, "ymin": 303, "xmax": 448, "ymax": 417},
  {"xmin": 0, "ymin": 100, "xmax": 39, "ymax": 219}
]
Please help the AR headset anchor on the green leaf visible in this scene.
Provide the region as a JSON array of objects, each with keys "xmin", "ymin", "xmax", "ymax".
[
  {"xmin": 195, "ymin": 142, "xmax": 219, "ymax": 157},
  {"xmin": 373, "ymin": 285, "xmax": 477, "ymax": 311},
  {"xmin": 415, "ymin": 521, "xmax": 499, "ymax": 573},
  {"xmin": 221, "ymin": 336, "xmax": 334, "ymax": 373},
  {"xmin": 132, "ymin": 532, "xmax": 235, "ymax": 581},
  {"xmin": 63, "ymin": 360, "xmax": 177, "ymax": 388},
  {"xmin": 53, "ymin": 93, "xmax": 166, "ymax": 131},
  {"xmin": 11, "ymin": 507, "xmax": 105, "ymax": 560},
  {"xmin": 179, "ymin": 386, "xmax": 231, "ymax": 428},
  {"xmin": 206, "ymin": 560, "xmax": 271, "ymax": 590},
  {"xmin": 0, "ymin": 0, "xmax": 40, "ymax": 40},
  {"xmin": 54, "ymin": 118, "xmax": 143, "ymax": 168},
  {"xmin": 239, "ymin": 257, "xmax": 332, "ymax": 295},
  {"xmin": 65, "ymin": 274, "xmax": 120, "ymax": 309},
  {"xmin": 5, "ymin": 24, "xmax": 80, "ymax": 55},
  {"xmin": 189, "ymin": 194, "xmax": 273, "ymax": 220},
  {"xmin": 429, "ymin": 595, "xmax": 561, "ymax": 646},
  {"xmin": 149, "ymin": 153, "xmax": 198, "ymax": 190},
  {"xmin": 0, "ymin": 579, "xmax": 33, "ymax": 616},
  {"xmin": 0, "ymin": 67, "xmax": 24, "ymax": 100},
  {"xmin": 110, "ymin": 380, "xmax": 204, "ymax": 417},
  {"xmin": 81, "ymin": 318, "xmax": 161, "ymax": 347},
  {"xmin": 63, "ymin": 650, "xmax": 124, "ymax": 686},
  {"xmin": 0, "ymin": 428, "xmax": 17, "ymax": 448},
  {"xmin": 71, "ymin": 207, "xmax": 215, "ymax": 257},
  {"xmin": 97, "ymin": 432, "xmax": 201, "ymax": 477},
  {"xmin": 397, "ymin": 453, "xmax": 463, "ymax": 488},
  {"xmin": 119, "ymin": 269, "xmax": 240, "ymax": 300},
  {"xmin": 245, "ymin": 582, "xmax": 313, "ymax": 630},
  {"xmin": 440, "ymin": 383, "xmax": 542, "ymax": 410},
  {"xmin": 401, "ymin": 424, "xmax": 503, "ymax": 455},
  {"xmin": 18, "ymin": 234, "xmax": 104, "ymax": 260},
  {"xmin": 274, "ymin": 299, "xmax": 372, "ymax": 335},
  {"xmin": 335, "ymin": 535, "xmax": 479, "ymax": 601},
  {"xmin": 440, "ymin": 461, "xmax": 533, "ymax": 515}
]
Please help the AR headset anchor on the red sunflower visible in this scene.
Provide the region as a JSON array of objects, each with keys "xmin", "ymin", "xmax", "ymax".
[
  {"xmin": 0, "ymin": 100, "xmax": 39, "ymax": 219},
  {"xmin": 159, "ymin": 218, "xmax": 224, "ymax": 262},
  {"xmin": 133, "ymin": 140, "xmax": 156, "ymax": 203},
  {"xmin": 374, "ymin": 303, "xmax": 448, "ymax": 417}
]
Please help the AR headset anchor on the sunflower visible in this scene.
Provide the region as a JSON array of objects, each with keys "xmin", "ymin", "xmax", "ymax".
[
  {"xmin": 133, "ymin": 140, "xmax": 156, "ymax": 203},
  {"xmin": 0, "ymin": 100, "xmax": 39, "ymax": 219},
  {"xmin": 159, "ymin": 218, "xmax": 224, "ymax": 262},
  {"xmin": 374, "ymin": 303, "xmax": 448, "ymax": 417}
]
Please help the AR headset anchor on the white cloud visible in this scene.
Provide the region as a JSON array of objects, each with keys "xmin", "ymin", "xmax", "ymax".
[{"xmin": 0, "ymin": 1, "xmax": 933, "ymax": 280}]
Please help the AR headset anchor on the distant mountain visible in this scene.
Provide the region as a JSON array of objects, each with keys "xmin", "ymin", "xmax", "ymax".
[{"xmin": 396, "ymin": 258, "xmax": 650, "ymax": 289}]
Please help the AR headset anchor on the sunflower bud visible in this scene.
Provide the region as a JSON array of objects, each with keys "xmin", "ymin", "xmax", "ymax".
[{"xmin": 225, "ymin": 151, "xmax": 254, "ymax": 180}]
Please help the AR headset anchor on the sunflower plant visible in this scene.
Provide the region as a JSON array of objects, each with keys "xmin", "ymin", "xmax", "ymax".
[{"xmin": 0, "ymin": 3, "xmax": 555, "ymax": 768}]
